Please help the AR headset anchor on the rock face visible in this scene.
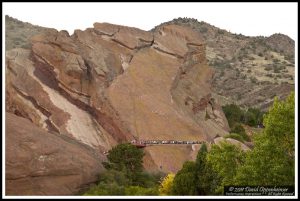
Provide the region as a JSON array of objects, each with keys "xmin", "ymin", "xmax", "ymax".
[
  {"xmin": 5, "ymin": 113, "xmax": 104, "ymax": 195},
  {"xmin": 6, "ymin": 20, "xmax": 230, "ymax": 194}
]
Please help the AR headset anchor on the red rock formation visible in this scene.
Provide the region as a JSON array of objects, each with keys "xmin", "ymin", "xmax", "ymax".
[
  {"xmin": 6, "ymin": 22, "xmax": 230, "ymax": 190},
  {"xmin": 5, "ymin": 113, "xmax": 104, "ymax": 195}
]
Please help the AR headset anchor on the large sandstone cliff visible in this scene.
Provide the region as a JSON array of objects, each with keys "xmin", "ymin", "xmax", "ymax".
[
  {"xmin": 6, "ymin": 22, "xmax": 229, "ymax": 194},
  {"xmin": 6, "ymin": 113, "xmax": 104, "ymax": 195}
]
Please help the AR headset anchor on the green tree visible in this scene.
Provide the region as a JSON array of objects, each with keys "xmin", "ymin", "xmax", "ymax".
[
  {"xmin": 195, "ymin": 144, "xmax": 220, "ymax": 195},
  {"xmin": 231, "ymin": 123, "xmax": 250, "ymax": 141},
  {"xmin": 243, "ymin": 110, "xmax": 256, "ymax": 126},
  {"xmin": 263, "ymin": 93, "xmax": 294, "ymax": 154},
  {"xmin": 222, "ymin": 104, "xmax": 244, "ymax": 128},
  {"xmin": 104, "ymin": 143, "xmax": 145, "ymax": 183},
  {"xmin": 243, "ymin": 107, "xmax": 264, "ymax": 127},
  {"xmin": 207, "ymin": 142, "xmax": 246, "ymax": 194},
  {"xmin": 234, "ymin": 92, "xmax": 295, "ymax": 186},
  {"xmin": 85, "ymin": 143, "xmax": 163, "ymax": 195},
  {"xmin": 172, "ymin": 161, "xmax": 197, "ymax": 195},
  {"xmin": 223, "ymin": 104, "xmax": 264, "ymax": 128}
]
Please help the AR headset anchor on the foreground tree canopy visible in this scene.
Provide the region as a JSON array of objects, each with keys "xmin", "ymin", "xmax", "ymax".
[
  {"xmin": 234, "ymin": 92, "xmax": 295, "ymax": 186},
  {"xmin": 164, "ymin": 92, "xmax": 295, "ymax": 195}
]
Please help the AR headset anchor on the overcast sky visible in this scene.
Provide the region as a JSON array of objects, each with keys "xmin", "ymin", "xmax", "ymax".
[{"xmin": 3, "ymin": 3, "xmax": 298, "ymax": 40}]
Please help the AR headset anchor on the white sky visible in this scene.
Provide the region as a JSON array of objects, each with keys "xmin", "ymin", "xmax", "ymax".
[{"xmin": 2, "ymin": 2, "xmax": 298, "ymax": 40}]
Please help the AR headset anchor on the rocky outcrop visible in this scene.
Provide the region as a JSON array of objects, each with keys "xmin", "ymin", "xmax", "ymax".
[
  {"xmin": 5, "ymin": 113, "xmax": 104, "ymax": 195},
  {"xmin": 6, "ymin": 20, "xmax": 229, "ymax": 182},
  {"xmin": 213, "ymin": 137, "xmax": 250, "ymax": 151},
  {"xmin": 6, "ymin": 48, "xmax": 120, "ymax": 151}
]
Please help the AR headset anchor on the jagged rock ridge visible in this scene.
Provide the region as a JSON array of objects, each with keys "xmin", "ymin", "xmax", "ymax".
[{"xmin": 5, "ymin": 18, "xmax": 231, "ymax": 195}]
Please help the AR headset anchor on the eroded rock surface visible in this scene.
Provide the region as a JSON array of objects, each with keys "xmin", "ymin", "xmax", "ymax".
[
  {"xmin": 5, "ymin": 113, "xmax": 104, "ymax": 195},
  {"xmin": 6, "ymin": 22, "xmax": 230, "ymax": 182}
]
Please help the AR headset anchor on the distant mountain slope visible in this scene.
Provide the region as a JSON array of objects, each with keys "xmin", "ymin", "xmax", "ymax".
[
  {"xmin": 5, "ymin": 15, "xmax": 52, "ymax": 50},
  {"xmin": 153, "ymin": 17, "xmax": 295, "ymax": 110}
]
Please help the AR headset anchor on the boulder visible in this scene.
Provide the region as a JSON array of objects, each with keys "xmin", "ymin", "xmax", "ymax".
[{"xmin": 5, "ymin": 113, "xmax": 104, "ymax": 195}]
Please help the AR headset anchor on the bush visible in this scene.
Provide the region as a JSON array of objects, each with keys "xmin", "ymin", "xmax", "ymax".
[
  {"xmin": 250, "ymin": 76, "xmax": 258, "ymax": 83},
  {"xmin": 213, "ymin": 60, "xmax": 231, "ymax": 69},
  {"xmin": 266, "ymin": 73, "xmax": 273, "ymax": 77},
  {"xmin": 84, "ymin": 182, "xmax": 125, "ymax": 195},
  {"xmin": 264, "ymin": 66, "xmax": 272, "ymax": 71},
  {"xmin": 98, "ymin": 169, "xmax": 130, "ymax": 186},
  {"xmin": 218, "ymin": 30, "xmax": 225, "ymax": 34},
  {"xmin": 222, "ymin": 104, "xmax": 244, "ymax": 128},
  {"xmin": 224, "ymin": 133, "xmax": 245, "ymax": 142},
  {"xmin": 223, "ymin": 104, "xmax": 264, "ymax": 130},
  {"xmin": 133, "ymin": 171, "xmax": 164, "ymax": 187},
  {"xmin": 125, "ymin": 186, "xmax": 158, "ymax": 195},
  {"xmin": 273, "ymin": 68, "xmax": 280, "ymax": 73},
  {"xmin": 159, "ymin": 173, "xmax": 175, "ymax": 195},
  {"xmin": 199, "ymin": 26, "xmax": 208, "ymax": 33},
  {"xmin": 231, "ymin": 124, "xmax": 250, "ymax": 141}
]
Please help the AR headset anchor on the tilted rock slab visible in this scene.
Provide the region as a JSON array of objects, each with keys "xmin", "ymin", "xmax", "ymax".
[
  {"xmin": 5, "ymin": 113, "xmax": 104, "ymax": 195},
  {"xmin": 6, "ymin": 22, "xmax": 230, "ymax": 181}
]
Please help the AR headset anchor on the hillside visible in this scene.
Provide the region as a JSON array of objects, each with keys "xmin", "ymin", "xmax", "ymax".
[
  {"xmin": 5, "ymin": 15, "xmax": 52, "ymax": 50},
  {"xmin": 153, "ymin": 17, "xmax": 295, "ymax": 111}
]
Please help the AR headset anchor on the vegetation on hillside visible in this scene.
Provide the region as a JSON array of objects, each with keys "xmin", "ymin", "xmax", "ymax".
[
  {"xmin": 221, "ymin": 104, "xmax": 265, "ymax": 142},
  {"xmin": 222, "ymin": 104, "xmax": 264, "ymax": 128},
  {"xmin": 153, "ymin": 17, "xmax": 294, "ymax": 111},
  {"xmin": 161, "ymin": 92, "xmax": 295, "ymax": 195},
  {"xmin": 5, "ymin": 15, "xmax": 50, "ymax": 50}
]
